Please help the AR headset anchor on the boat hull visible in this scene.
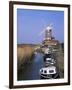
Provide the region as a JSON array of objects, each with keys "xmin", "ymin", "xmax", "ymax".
[{"xmin": 40, "ymin": 73, "xmax": 60, "ymax": 79}]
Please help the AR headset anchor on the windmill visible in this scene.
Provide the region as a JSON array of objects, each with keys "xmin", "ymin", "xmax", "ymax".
[{"xmin": 39, "ymin": 24, "xmax": 54, "ymax": 40}]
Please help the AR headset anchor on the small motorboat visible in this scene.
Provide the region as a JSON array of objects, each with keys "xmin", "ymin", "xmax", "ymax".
[
  {"xmin": 34, "ymin": 51, "xmax": 37, "ymax": 55},
  {"xmin": 39, "ymin": 66, "xmax": 59, "ymax": 79},
  {"xmin": 43, "ymin": 53, "xmax": 56, "ymax": 65},
  {"xmin": 43, "ymin": 47, "xmax": 56, "ymax": 66},
  {"xmin": 45, "ymin": 58, "xmax": 56, "ymax": 65}
]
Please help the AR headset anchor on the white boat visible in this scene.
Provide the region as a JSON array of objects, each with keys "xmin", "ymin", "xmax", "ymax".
[
  {"xmin": 44, "ymin": 53, "xmax": 56, "ymax": 65},
  {"xmin": 44, "ymin": 48, "xmax": 51, "ymax": 54},
  {"xmin": 34, "ymin": 51, "xmax": 37, "ymax": 55},
  {"xmin": 45, "ymin": 58, "xmax": 56, "ymax": 65},
  {"xmin": 39, "ymin": 66, "xmax": 59, "ymax": 79},
  {"xmin": 43, "ymin": 48, "xmax": 56, "ymax": 66}
]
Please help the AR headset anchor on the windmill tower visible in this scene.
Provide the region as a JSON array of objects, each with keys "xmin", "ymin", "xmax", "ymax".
[
  {"xmin": 39, "ymin": 24, "xmax": 59, "ymax": 48},
  {"xmin": 39, "ymin": 24, "xmax": 54, "ymax": 41},
  {"xmin": 45, "ymin": 25, "xmax": 52, "ymax": 40}
]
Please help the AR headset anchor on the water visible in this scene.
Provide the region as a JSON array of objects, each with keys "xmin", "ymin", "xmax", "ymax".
[{"xmin": 18, "ymin": 53, "xmax": 44, "ymax": 80}]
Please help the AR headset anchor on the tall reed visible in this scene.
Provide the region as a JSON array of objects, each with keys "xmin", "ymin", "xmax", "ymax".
[{"xmin": 17, "ymin": 45, "xmax": 35, "ymax": 69}]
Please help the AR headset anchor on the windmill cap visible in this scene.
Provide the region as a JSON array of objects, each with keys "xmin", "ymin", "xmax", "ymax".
[{"xmin": 46, "ymin": 26, "xmax": 52, "ymax": 30}]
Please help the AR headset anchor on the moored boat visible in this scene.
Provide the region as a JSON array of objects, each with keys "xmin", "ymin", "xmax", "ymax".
[{"xmin": 39, "ymin": 66, "xmax": 59, "ymax": 79}]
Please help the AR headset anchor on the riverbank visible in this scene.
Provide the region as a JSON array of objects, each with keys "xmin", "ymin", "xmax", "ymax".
[{"xmin": 17, "ymin": 44, "xmax": 35, "ymax": 70}]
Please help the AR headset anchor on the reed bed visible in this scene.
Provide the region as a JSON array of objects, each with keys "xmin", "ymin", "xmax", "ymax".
[{"xmin": 17, "ymin": 45, "xmax": 35, "ymax": 70}]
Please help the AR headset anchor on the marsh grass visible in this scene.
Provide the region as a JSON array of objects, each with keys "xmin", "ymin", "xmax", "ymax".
[{"xmin": 17, "ymin": 45, "xmax": 35, "ymax": 70}]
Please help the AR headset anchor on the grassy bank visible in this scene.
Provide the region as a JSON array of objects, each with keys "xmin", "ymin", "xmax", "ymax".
[
  {"xmin": 56, "ymin": 45, "xmax": 64, "ymax": 78},
  {"xmin": 17, "ymin": 44, "xmax": 35, "ymax": 70}
]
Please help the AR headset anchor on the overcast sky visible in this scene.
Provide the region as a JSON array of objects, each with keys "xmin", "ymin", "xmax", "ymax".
[{"xmin": 17, "ymin": 9, "xmax": 64, "ymax": 44}]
